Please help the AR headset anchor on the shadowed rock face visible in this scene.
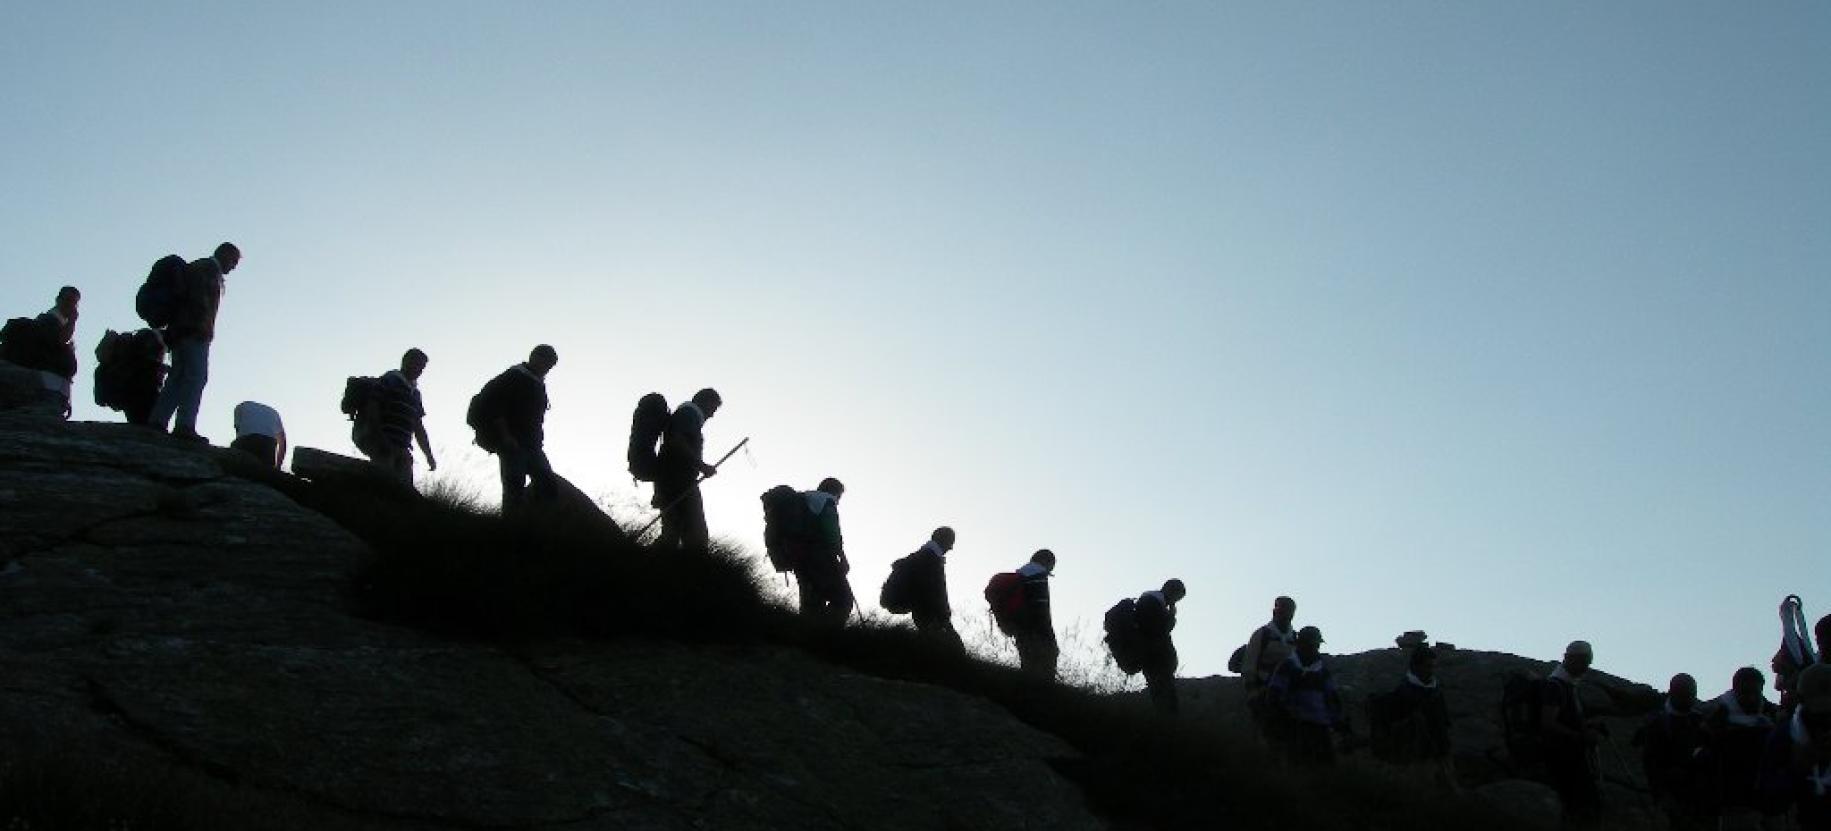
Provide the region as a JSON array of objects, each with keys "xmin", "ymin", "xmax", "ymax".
[{"xmin": 0, "ymin": 371, "xmax": 1103, "ymax": 830}]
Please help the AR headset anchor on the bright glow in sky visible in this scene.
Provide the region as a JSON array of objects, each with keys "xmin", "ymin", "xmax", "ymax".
[{"xmin": 3, "ymin": 2, "xmax": 1825, "ymax": 692}]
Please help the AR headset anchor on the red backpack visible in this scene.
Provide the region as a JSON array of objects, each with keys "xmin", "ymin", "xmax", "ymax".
[{"xmin": 984, "ymin": 572, "xmax": 1025, "ymax": 632}]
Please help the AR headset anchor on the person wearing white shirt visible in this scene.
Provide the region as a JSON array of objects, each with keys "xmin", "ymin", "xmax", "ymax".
[{"xmin": 231, "ymin": 401, "xmax": 287, "ymax": 469}]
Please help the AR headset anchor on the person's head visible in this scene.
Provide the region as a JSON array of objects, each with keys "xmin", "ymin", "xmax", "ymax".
[
  {"xmin": 1798, "ymin": 664, "xmax": 1831, "ymax": 753},
  {"xmin": 1030, "ymin": 548, "xmax": 1056, "ymax": 573},
  {"xmin": 1409, "ymin": 644, "xmax": 1438, "ymax": 683},
  {"xmin": 214, "ymin": 242, "xmax": 241, "ymax": 274},
  {"xmin": 817, "ymin": 477, "xmax": 845, "ymax": 501},
  {"xmin": 1272, "ymin": 595, "xmax": 1296, "ymax": 626},
  {"xmin": 1296, "ymin": 625, "xmax": 1325, "ymax": 660},
  {"xmin": 1732, "ymin": 667, "xmax": 1767, "ymax": 710},
  {"xmin": 1562, "ymin": 640, "xmax": 1594, "ymax": 677},
  {"xmin": 527, "ymin": 344, "xmax": 558, "ymax": 376},
  {"xmin": 1162, "ymin": 578, "xmax": 1186, "ymax": 604},
  {"xmin": 1817, "ymin": 614, "xmax": 1831, "ymax": 661},
  {"xmin": 693, "ymin": 388, "xmax": 722, "ymax": 418},
  {"xmin": 401, "ymin": 348, "xmax": 429, "ymax": 381},
  {"xmin": 54, "ymin": 286, "xmax": 80, "ymax": 316},
  {"xmin": 1667, "ymin": 673, "xmax": 1698, "ymax": 710},
  {"xmin": 929, "ymin": 526, "xmax": 955, "ymax": 552}
]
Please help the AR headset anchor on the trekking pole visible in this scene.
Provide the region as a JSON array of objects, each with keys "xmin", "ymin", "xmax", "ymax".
[{"xmin": 635, "ymin": 437, "xmax": 751, "ymax": 538}]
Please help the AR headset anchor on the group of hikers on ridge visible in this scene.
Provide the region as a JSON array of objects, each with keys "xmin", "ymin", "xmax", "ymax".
[{"xmin": 6, "ymin": 249, "xmax": 1831, "ymax": 830}]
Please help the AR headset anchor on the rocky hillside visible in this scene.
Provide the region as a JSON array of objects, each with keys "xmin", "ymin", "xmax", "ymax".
[{"xmin": 0, "ymin": 363, "xmax": 1100, "ymax": 830}]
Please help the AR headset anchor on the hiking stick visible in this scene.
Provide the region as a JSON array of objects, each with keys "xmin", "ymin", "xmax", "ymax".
[{"xmin": 635, "ymin": 437, "xmax": 751, "ymax": 538}]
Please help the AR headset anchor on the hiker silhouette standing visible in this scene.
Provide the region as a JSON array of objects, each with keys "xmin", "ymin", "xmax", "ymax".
[
  {"xmin": 230, "ymin": 401, "xmax": 287, "ymax": 469},
  {"xmin": 1133, "ymin": 579, "xmax": 1185, "ymax": 715},
  {"xmin": 148, "ymin": 243, "xmax": 239, "ymax": 443},
  {"xmin": 1634, "ymin": 673, "xmax": 1709, "ymax": 831},
  {"xmin": 793, "ymin": 478, "xmax": 854, "ymax": 626},
  {"xmin": 1267, "ymin": 625, "xmax": 1349, "ymax": 766},
  {"xmin": 472, "ymin": 345, "xmax": 558, "ymax": 511},
  {"xmin": 1242, "ymin": 596, "xmax": 1299, "ymax": 744},
  {"xmin": 1704, "ymin": 667, "xmax": 1785, "ymax": 830},
  {"xmin": 1757, "ymin": 663, "xmax": 1831, "ymax": 830},
  {"xmin": 653, "ymin": 388, "xmax": 721, "ymax": 549},
  {"xmin": 885, "ymin": 528, "xmax": 964, "ymax": 654},
  {"xmin": 365, "ymin": 349, "xmax": 437, "ymax": 486},
  {"xmin": 0, "ymin": 286, "xmax": 80, "ymax": 418},
  {"xmin": 1009, "ymin": 549, "xmax": 1059, "ymax": 681},
  {"xmin": 1539, "ymin": 640, "xmax": 1605, "ymax": 825}
]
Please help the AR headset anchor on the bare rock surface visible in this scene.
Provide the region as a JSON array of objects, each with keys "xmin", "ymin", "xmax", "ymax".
[{"xmin": 0, "ymin": 373, "xmax": 1103, "ymax": 829}]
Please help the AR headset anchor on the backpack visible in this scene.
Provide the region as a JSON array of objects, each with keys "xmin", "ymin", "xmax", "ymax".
[
  {"xmin": 1102, "ymin": 598, "xmax": 1143, "ymax": 675},
  {"xmin": 627, "ymin": 393, "xmax": 671, "ymax": 482},
  {"xmin": 342, "ymin": 376, "xmax": 386, "ymax": 455},
  {"xmin": 0, "ymin": 317, "xmax": 54, "ymax": 372},
  {"xmin": 135, "ymin": 254, "xmax": 189, "ymax": 328},
  {"xmin": 466, "ymin": 381, "xmax": 503, "ymax": 453},
  {"xmin": 984, "ymin": 572, "xmax": 1024, "ymax": 633},
  {"xmin": 759, "ymin": 485, "xmax": 813, "ymax": 573},
  {"xmin": 91, "ymin": 329, "xmax": 165, "ymax": 411},
  {"xmin": 880, "ymin": 554, "xmax": 918, "ymax": 614},
  {"xmin": 1227, "ymin": 644, "xmax": 1247, "ymax": 674},
  {"xmin": 1499, "ymin": 672, "xmax": 1548, "ymax": 770}
]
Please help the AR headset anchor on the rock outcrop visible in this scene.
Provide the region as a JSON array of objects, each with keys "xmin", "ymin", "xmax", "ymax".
[{"xmin": 0, "ymin": 370, "xmax": 1102, "ymax": 830}]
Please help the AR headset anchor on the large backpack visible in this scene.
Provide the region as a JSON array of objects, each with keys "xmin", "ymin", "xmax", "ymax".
[
  {"xmin": 984, "ymin": 572, "xmax": 1025, "ymax": 634},
  {"xmin": 1102, "ymin": 598, "xmax": 1143, "ymax": 675},
  {"xmin": 879, "ymin": 554, "xmax": 919, "ymax": 614},
  {"xmin": 627, "ymin": 393, "xmax": 671, "ymax": 482},
  {"xmin": 1499, "ymin": 671, "xmax": 1548, "ymax": 771},
  {"xmin": 759, "ymin": 485, "xmax": 813, "ymax": 573},
  {"xmin": 466, "ymin": 378, "xmax": 504, "ymax": 453},
  {"xmin": 91, "ymin": 329, "xmax": 165, "ymax": 411},
  {"xmin": 135, "ymin": 254, "xmax": 189, "ymax": 328},
  {"xmin": 0, "ymin": 317, "xmax": 55, "ymax": 372},
  {"xmin": 342, "ymin": 376, "xmax": 386, "ymax": 455}
]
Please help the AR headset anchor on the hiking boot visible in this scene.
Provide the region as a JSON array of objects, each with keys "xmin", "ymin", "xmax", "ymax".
[{"xmin": 170, "ymin": 429, "xmax": 210, "ymax": 445}]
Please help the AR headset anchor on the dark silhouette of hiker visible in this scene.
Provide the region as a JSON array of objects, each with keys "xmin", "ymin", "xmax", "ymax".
[
  {"xmin": 1757, "ymin": 663, "xmax": 1831, "ymax": 830},
  {"xmin": 94, "ymin": 328, "xmax": 166, "ymax": 426},
  {"xmin": 901, "ymin": 527, "xmax": 963, "ymax": 653},
  {"xmin": 230, "ymin": 401, "xmax": 287, "ymax": 469},
  {"xmin": 1635, "ymin": 673, "xmax": 1709, "ymax": 831},
  {"xmin": 475, "ymin": 345, "xmax": 558, "ymax": 511},
  {"xmin": 1369, "ymin": 644, "xmax": 1455, "ymax": 786},
  {"xmin": 148, "ymin": 243, "xmax": 240, "ymax": 442},
  {"xmin": 793, "ymin": 478, "xmax": 853, "ymax": 626},
  {"xmin": 366, "ymin": 348, "xmax": 437, "ymax": 485},
  {"xmin": 1704, "ymin": 667, "xmax": 1784, "ymax": 829},
  {"xmin": 653, "ymin": 388, "xmax": 721, "ymax": 549},
  {"xmin": 1243, "ymin": 595, "xmax": 1298, "ymax": 744},
  {"xmin": 1011, "ymin": 549, "xmax": 1059, "ymax": 681},
  {"xmin": 1267, "ymin": 625, "xmax": 1348, "ymax": 766},
  {"xmin": 1539, "ymin": 640, "xmax": 1604, "ymax": 825},
  {"xmin": 1135, "ymin": 578, "xmax": 1185, "ymax": 715},
  {"xmin": 2, "ymin": 286, "xmax": 81, "ymax": 418}
]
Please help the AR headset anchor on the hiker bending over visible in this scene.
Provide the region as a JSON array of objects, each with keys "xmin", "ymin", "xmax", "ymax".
[
  {"xmin": 1241, "ymin": 595, "xmax": 1298, "ymax": 744},
  {"xmin": 793, "ymin": 478, "xmax": 853, "ymax": 626},
  {"xmin": 1757, "ymin": 664, "xmax": 1831, "ymax": 830},
  {"xmin": 1267, "ymin": 625, "xmax": 1349, "ymax": 766},
  {"xmin": 882, "ymin": 528, "xmax": 964, "ymax": 654},
  {"xmin": 231, "ymin": 401, "xmax": 287, "ymax": 469},
  {"xmin": 653, "ymin": 388, "xmax": 721, "ymax": 549},
  {"xmin": 1135, "ymin": 579, "xmax": 1185, "ymax": 714},
  {"xmin": 149, "ymin": 243, "xmax": 240, "ymax": 443},
  {"xmin": 1539, "ymin": 640, "xmax": 1604, "ymax": 825},
  {"xmin": 1009, "ymin": 550, "xmax": 1059, "ymax": 680},
  {"xmin": 363, "ymin": 349, "xmax": 437, "ymax": 486},
  {"xmin": 472, "ymin": 345, "xmax": 558, "ymax": 511},
  {"xmin": 1634, "ymin": 673, "xmax": 1708, "ymax": 831},
  {"xmin": 1, "ymin": 286, "xmax": 81, "ymax": 418},
  {"xmin": 1704, "ymin": 667, "xmax": 1784, "ymax": 829}
]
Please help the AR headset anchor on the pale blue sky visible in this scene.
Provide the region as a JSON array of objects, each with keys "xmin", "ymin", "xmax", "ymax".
[{"xmin": 3, "ymin": 2, "xmax": 1825, "ymax": 691}]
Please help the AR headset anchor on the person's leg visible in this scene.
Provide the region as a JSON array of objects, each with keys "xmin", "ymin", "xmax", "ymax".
[
  {"xmin": 172, "ymin": 340, "xmax": 210, "ymax": 436},
  {"xmin": 680, "ymin": 488, "xmax": 709, "ymax": 548},
  {"xmin": 1143, "ymin": 664, "xmax": 1178, "ymax": 714},
  {"xmin": 795, "ymin": 563, "xmax": 823, "ymax": 619},
  {"xmin": 148, "ymin": 338, "xmax": 197, "ymax": 430},
  {"xmin": 499, "ymin": 449, "xmax": 528, "ymax": 511},
  {"xmin": 525, "ymin": 447, "xmax": 558, "ymax": 502}
]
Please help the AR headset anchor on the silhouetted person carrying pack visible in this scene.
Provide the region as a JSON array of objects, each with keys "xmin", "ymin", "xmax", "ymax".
[
  {"xmin": 1, "ymin": 286, "xmax": 80, "ymax": 418},
  {"xmin": 145, "ymin": 243, "xmax": 240, "ymax": 443},
  {"xmin": 987, "ymin": 549, "xmax": 1058, "ymax": 681},
  {"xmin": 1237, "ymin": 595, "xmax": 1298, "ymax": 745},
  {"xmin": 1757, "ymin": 663, "xmax": 1831, "ymax": 830},
  {"xmin": 93, "ymin": 327, "xmax": 166, "ymax": 426},
  {"xmin": 1105, "ymin": 579, "xmax": 1185, "ymax": 715},
  {"xmin": 1267, "ymin": 625, "xmax": 1350, "ymax": 767},
  {"xmin": 467, "ymin": 345, "xmax": 558, "ymax": 511},
  {"xmin": 1539, "ymin": 640, "xmax": 1605, "ymax": 825},
  {"xmin": 653, "ymin": 388, "xmax": 722, "ymax": 549},
  {"xmin": 1634, "ymin": 673, "xmax": 1709, "ymax": 831},
  {"xmin": 1704, "ymin": 667, "xmax": 1784, "ymax": 830},
  {"xmin": 882, "ymin": 528, "xmax": 963, "ymax": 654},
  {"xmin": 358, "ymin": 349, "xmax": 437, "ymax": 486},
  {"xmin": 792, "ymin": 478, "xmax": 853, "ymax": 626},
  {"xmin": 231, "ymin": 401, "xmax": 287, "ymax": 469}
]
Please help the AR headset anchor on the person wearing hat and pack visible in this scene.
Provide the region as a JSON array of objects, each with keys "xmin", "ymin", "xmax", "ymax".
[
  {"xmin": 1267, "ymin": 625, "xmax": 1349, "ymax": 766},
  {"xmin": 1134, "ymin": 579, "xmax": 1186, "ymax": 715},
  {"xmin": 1760, "ymin": 663, "xmax": 1831, "ymax": 830},
  {"xmin": 1010, "ymin": 549, "xmax": 1059, "ymax": 681},
  {"xmin": 1539, "ymin": 640, "xmax": 1604, "ymax": 824}
]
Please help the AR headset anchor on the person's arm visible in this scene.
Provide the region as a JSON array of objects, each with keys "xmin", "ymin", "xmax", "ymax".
[
  {"xmin": 414, "ymin": 421, "xmax": 436, "ymax": 470},
  {"xmin": 822, "ymin": 507, "xmax": 846, "ymax": 571},
  {"xmin": 275, "ymin": 428, "xmax": 288, "ymax": 469}
]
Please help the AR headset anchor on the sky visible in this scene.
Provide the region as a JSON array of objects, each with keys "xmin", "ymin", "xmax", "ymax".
[{"xmin": 2, "ymin": 2, "xmax": 1825, "ymax": 694}]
